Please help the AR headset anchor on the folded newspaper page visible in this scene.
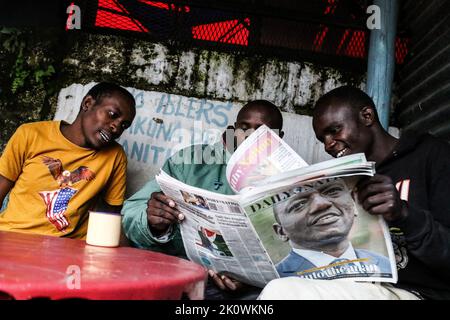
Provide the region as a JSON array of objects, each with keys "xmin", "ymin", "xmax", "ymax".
[
  {"xmin": 155, "ymin": 125, "xmax": 398, "ymax": 286},
  {"xmin": 157, "ymin": 171, "xmax": 278, "ymax": 288},
  {"xmin": 226, "ymin": 125, "xmax": 308, "ymax": 193}
]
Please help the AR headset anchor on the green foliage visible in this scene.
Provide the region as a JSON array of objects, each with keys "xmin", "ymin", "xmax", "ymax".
[
  {"xmin": 1, "ymin": 27, "xmax": 56, "ymax": 94},
  {"xmin": 11, "ymin": 55, "xmax": 29, "ymax": 94},
  {"xmin": 34, "ymin": 65, "xmax": 56, "ymax": 84}
]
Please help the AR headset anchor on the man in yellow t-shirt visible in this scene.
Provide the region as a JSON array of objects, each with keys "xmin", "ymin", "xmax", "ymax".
[{"xmin": 0, "ymin": 82, "xmax": 136, "ymax": 239}]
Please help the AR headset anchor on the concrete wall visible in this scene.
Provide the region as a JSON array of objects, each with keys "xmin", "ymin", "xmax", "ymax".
[{"xmin": 60, "ymin": 34, "xmax": 365, "ymax": 113}]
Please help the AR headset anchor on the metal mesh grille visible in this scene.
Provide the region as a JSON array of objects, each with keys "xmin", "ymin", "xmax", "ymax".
[
  {"xmin": 95, "ymin": 3, "xmax": 149, "ymax": 32},
  {"xmin": 78, "ymin": 0, "xmax": 410, "ymax": 69},
  {"xmin": 192, "ymin": 18, "xmax": 250, "ymax": 46}
]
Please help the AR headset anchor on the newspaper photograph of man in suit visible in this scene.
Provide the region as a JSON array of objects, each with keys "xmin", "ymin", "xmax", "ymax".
[{"xmin": 272, "ymin": 177, "xmax": 392, "ymax": 279}]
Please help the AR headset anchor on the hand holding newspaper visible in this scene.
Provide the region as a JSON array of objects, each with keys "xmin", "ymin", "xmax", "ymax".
[{"xmin": 156, "ymin": 125, "xmax": 397, "ymax": 288}]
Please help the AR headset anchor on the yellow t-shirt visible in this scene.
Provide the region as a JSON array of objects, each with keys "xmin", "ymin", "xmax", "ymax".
[{"xmin": 0, "ymin": 121, "xmax": 127, "ymax": 239}]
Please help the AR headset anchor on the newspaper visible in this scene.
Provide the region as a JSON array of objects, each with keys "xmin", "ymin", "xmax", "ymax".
[
  {"xmin": 226, "ymin": 125, "xmax": 308, "ymax": 193},
  {"xmin": 155, "ymin": 125, "xmax": 398, "ymax": 287},
  {"xmin": 157, "ymin": 171, "xmax": 278, "ymax": 288}
]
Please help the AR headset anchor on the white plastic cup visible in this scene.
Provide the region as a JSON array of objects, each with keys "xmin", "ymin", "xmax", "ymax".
[{"xmin": 86, "ymin": 211, "xmax": 122, "ymax": 247}]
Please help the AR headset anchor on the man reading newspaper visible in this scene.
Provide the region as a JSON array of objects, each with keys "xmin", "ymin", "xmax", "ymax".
[
  {"xmin": 155, "ymin": 124, "xmax": 397, "ymax": 294},
  {"xmin": 308, "ymin": 86, "xmax": 450, "ymax": 300},
  {"xmin": 259, "ymin": 86, "xmax": 444, "ymax": 300},
  {"xmin": 122, "ymin": 100, "xmax": 285, "ymax": 299}
]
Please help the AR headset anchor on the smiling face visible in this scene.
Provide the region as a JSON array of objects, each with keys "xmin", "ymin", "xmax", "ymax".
[
  {"xmin": 313, "ymin": 104, "xmax": 373, "ymax": 158},
  {"xmin": 273, "ymin": 178, "xmax": 355, "ymax": 250},
  {"xmin": 80, "ymin": 93, "xmax": 135, "ymax": 150}
]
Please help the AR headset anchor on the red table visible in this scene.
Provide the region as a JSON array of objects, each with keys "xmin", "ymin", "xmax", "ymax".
[{"xmin": 0, "ymin": 231, "xmax": 207, "ymax": 300}]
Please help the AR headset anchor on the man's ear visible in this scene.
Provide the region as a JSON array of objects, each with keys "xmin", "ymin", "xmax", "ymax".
[
  {"xmin": 359, "ymin": 106, "xmax": 375, "ymax": 126},
  {"xmin": 81, "ymin": 95, "xmax": 96, "ymax": 112},
  {"xmin": 273, "ymin": 223, "xmax": 289, "ymax": 242}
]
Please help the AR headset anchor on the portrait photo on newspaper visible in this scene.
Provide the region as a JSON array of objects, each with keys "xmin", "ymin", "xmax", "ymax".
[{"xmin": 244, "ymin": 176, "xmax": 397, "ymax": 283}]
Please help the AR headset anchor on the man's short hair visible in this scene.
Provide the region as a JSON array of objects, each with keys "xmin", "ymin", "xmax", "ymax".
[
  {"xmin": 240, "ymin": 100, "xmax": 283, "ymax": 129},
  {"xmin": 85, "ymin": 82, "xmax": 136, "ymax": 109},
  {"xmin": 313, "ymin": 86, "xmax": 377, "ymax": 120}
]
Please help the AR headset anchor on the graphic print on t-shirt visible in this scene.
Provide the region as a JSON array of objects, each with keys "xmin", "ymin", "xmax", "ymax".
[
  {"xmin": 38, "ymin": 156, "xmax": 96, "ymax": 231},
  {"xmin": 396, "ymin": 179, "xmax": 410, "ymax": 202}
]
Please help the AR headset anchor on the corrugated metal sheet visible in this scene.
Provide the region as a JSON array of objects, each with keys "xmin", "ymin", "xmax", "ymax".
[{"xmin": 397, "ymin": 0, "xmax": 450, "ymax": 142}]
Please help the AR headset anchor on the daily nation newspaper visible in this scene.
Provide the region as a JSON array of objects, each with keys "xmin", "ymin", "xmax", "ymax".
[{"xmin": 155, "ymin": 125, "xmax": 397, "ymax": 288}]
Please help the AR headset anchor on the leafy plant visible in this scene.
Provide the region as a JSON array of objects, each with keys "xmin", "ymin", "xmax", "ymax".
[
  {"xmin": 1, "ymin": 27, "xmax": 56, "ymax": 93},
  {"xmin": 35, "ymin": 65, "xmax": 56, "ymax": 84}
]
